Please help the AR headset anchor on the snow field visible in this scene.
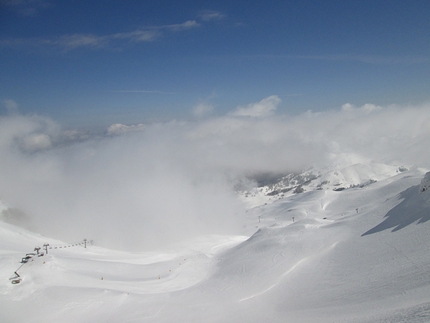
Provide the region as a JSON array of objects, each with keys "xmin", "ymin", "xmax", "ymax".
[{"xmin": 1, "ymin": 167, "xmax": 430, "ymax": 322}]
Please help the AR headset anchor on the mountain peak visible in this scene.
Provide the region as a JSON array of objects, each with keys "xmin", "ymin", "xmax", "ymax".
[{"xmin": 239, "ymin": 162, "xmax": 410, "ymax": 208}]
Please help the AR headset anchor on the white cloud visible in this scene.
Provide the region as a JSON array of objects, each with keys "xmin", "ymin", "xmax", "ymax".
[
  {"xmin": 198, "ymin": 10, "xmax": 226, "ymax": 22},
  {"xmin": 341, "ymin": 103, "xmax": 382, "ymax": 113},
  {"xmin": 229, "ymin": 95, "xmax": 281, "ymax": 117},
  {"xmin": 106, "ymin": 123, "xmax": 145, "ymax": 136},
  {"xmin": 192, "ymin": 102, "xmax": 214, "ymax": 118},
  {"xmin": 0, "ymin": 100, "xmax": 429, "ymax": 251},
  {"xmin": 165, "ymin": 20, "xmax": 200, "ymax": 31},
  {"xmin": 1, "ymin": 0, "xmax": 51, "ymax": 16},
  {"xmin": 113, "ymin": 90, "xmax": 176, "ymax": 94},
  {"xmin": 0, "ymin": 20, "xmax": 201, "ymax": 51},
  {"xmin": 113, "ymin": 30, "xmax": 161, "ymax": 43},
  {"xmin": 341, "ymin": 103, "xmax": 354, "ymax": 112},
  {"xmin": 0, "ymin": 114, "xmax": 59, "ymax": 150},
  {"xmin": 21, "ymin": 133, "xmax": 52, "ymax": 151},
  {"xmin": 57, "ymin": 33, "xmax": 108, "ymax": 50},
  {"xmin": 3, "ymin": 99, "xmax": 19, "ymax": 114}
]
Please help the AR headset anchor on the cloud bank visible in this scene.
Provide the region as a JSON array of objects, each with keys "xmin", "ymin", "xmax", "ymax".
[{"xmin": 0, "ymin": 97, "xmax": 429, "ymax": 250}]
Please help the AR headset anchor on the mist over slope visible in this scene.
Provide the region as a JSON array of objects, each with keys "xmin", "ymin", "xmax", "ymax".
[
  {"xmin": 0, "ymin": 99, "xmax": 429, "ymax": 250},
  {"xmin": 1, "ymin": 164, "xmax": 430, "ymax": 322},
  {"xmin": 214, "ymin": 168, "xmax": 430, "ymax": 323}
]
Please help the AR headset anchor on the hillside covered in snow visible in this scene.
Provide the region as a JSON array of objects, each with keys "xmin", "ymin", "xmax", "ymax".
[
  {"xmin": 1, "ymin": 101, "xmax": 430, "ymax": 322},
  {"xmin": 1, "ymin": 163, "xmax": 430, "ymax": 323}
]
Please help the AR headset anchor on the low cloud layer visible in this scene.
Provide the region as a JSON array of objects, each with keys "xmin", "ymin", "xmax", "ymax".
[{"xmin": 0, "ymin": 97, "xmax": 429, "ymax": 250}]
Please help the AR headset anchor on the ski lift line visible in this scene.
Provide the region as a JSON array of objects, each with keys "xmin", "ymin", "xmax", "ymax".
[
  {"xmin": 46, "ymin": 239, "xmax": 93, "ymax": 250},
  {"xmin": 48, "ymin": 239, "xmax": 92, "ymax": 249},
  {"xmin": 9, "ymin": 238, "xmax": 92, "ymax": 284}
]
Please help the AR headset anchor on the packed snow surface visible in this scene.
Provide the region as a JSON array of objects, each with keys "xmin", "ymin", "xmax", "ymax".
[{"xmin": 1, "ymin": 166, "xmax": 430, "ymax": 322}]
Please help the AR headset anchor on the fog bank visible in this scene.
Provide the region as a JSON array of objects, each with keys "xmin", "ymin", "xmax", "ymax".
[{"xmin": 0, "ymin": 98, "xmax": 429, "ymax": 250}]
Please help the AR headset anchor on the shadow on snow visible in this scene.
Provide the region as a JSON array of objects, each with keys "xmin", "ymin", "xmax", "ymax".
[{"xmin": 362, "ymin": 185, "xmax": 430, "ymax": 236}]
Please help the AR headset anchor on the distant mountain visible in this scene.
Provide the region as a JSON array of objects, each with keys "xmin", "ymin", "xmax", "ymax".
[{"xmin": 239, "ymin": 162, "xmax": 410, "ymax": 207}]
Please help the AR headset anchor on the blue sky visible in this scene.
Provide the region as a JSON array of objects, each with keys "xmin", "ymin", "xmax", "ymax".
[{"xmin": 1, "ymin": 0, "xmax": 429, "ymax": 127}]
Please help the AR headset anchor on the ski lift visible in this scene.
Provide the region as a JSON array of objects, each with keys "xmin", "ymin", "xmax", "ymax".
[
  {"xmin": 9, "ymin": 272, "xmax": 21, "ymax": 284},
  {"xmin": 21, "ymin": 255, "xmax": 32, "ymax": 263}
]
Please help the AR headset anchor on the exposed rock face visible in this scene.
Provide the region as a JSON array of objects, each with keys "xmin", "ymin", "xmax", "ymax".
[{"xmin": 420, "ymin": 172, "xmax": 430, "ymax": 193}]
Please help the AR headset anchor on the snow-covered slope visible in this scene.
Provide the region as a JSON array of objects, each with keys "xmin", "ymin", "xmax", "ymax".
[
  {"xmin": 1, "ymin": 166, "xmax": 430, "ymax": 322},
  {"xmin": 239, "ymin": 162, "xmax": 408, "ymax": 207}
]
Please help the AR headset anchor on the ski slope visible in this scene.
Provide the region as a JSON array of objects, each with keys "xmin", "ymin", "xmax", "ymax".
[{"xmin": 1, "ymin": 167, "xmax": 430, "ymax": 322}]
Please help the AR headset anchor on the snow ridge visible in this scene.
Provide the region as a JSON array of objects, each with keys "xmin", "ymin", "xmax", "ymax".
[{"xmin": 239, "ymin": 162, "xmax": 409, "ymax": 208}]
